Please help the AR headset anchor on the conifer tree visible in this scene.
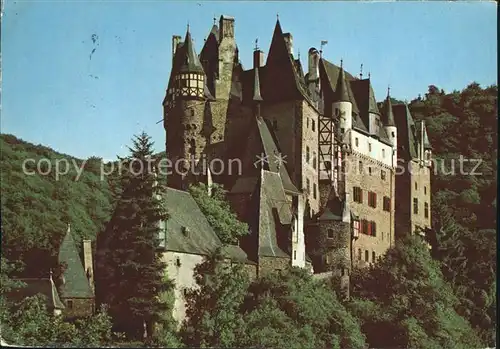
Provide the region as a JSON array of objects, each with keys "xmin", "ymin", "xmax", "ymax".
[{"xmin": 97, "ymin": 132, "xmax": 169, "ymax": 339}]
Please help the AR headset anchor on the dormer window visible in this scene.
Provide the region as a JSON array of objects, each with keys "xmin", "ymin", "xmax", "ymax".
[{"xmin": 182, "ymin": 226, "xmax": 190, "ymax": 237}]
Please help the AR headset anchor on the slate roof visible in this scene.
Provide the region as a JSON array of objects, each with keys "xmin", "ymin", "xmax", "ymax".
[
  {"xmin": 255, "ymin": 117, "xmax": 300, "ymax": 194},
  {"xmin": 7, "ymin": 278, "xmax": 65, "ymax": 310},
  {"xmin": 393, "ymin": 104, "xmax": 418, "ymax": 159},
  {"xmin": 255, "ymin": 170, "xmax": 291, "ymax": 258},
  {"xmin": 381, "ymin": 94, "xmax": 396, "ymax": 127},
  {"xmin": 178, "ymin": 28, "xmax": 205, "ymax": 74},
  {"xmin": 58, "ymin": 228, "xmax": 94, "ymax": 299},
  {"xmin": 163, "ymin": 187, "xmax": 252, "ymax": 263}
]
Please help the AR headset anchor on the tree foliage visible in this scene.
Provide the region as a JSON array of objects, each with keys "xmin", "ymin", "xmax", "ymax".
[
  {"xmin": 350, "ymin": 235, "xmax": 482, "ymax": 349},
  {"xmin": 189, "ymin": 183, "xmax": 248, "ymax": 244},
  {"xmin": 95, "ymin": 132, "xmax": 169, "ymax": 339}
]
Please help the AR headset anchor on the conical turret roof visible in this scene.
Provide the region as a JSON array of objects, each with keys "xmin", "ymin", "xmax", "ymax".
[
  {"xmin": 179, "ymin": 27, "xmax": 205, "ymax": 74},
  {"xmin": 382, "ymin": 88, "xmax": 396, "ymax": 126},
  {"xmin": 253, "ymin": 66, "xmax": 263, "ymax": 101},
  {"xmin": 332, "ymin": 66, "xmax": 351, "ymax": 103}
]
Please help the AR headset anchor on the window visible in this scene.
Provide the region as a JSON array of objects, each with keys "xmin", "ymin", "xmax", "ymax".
[
  {"xmin": 340, "ymin": 128, "xmax": 344, "ymax": 134},
  {"xmin": 383, "ymin": 196, "xmax": 391, "ymax": 211},
  {"xmin": 424, "ymin": 186, "xmax": 427, "ymax": 195},
  {"xmin": 413, "ymin": 198, "xmax": 419, "ymax": 214},
  {"xmin": 313, "ymin": 183, "xmax": 317, "ymax": 199},
  {"xmin": 312, "ymin": 119, "xmax": 315, "ymax": 132},
  {"xmin": 355, "ymin": 138, "xmax": 359, "ymax": 147},
  {"xmin": 424, "ymin": 202, "xmax": 429, "ymax": 218},
  {"xmin": 353, "ymin": 220, "xmax": 360, "ymax": 238},
  {"xmin": 368, "ymin": 166, "xmax": 372, "ymax": 175},
  {"xmin": 368, "ymin": 192, "xmax": 377, "ymax": 208},
  {"xmin": 294, "ymin": 250, "xmax": 297, "ymax": 260},
  {"xmin": 353, "ymin": 186, "xmax": 363, "ymax": 203},
  {"xmin": 391, "ymin": 131, "xmax": 395, "ymax": 137},
  {"xmin": 381, "ymin": 232, "xmax": 384, "ymax": 241},
  {"xmin": 361, "ymin": 219, "xmax": 369, "ymax": 235},
  {"xmin": 381, "ymin": 170, "xmax": 386, "ymax": 180},
  {"xmin": 365, "ymin": 250, "xmax": 369, "ymax": 262},
  {"xmin": 372, "ymin": 251, "xmax": 376, "ymax": 262},
  {"xmin": 312, "ymin": 152, "xmax": 317, "ymax": 169},
  {"xmin": 371, "ymin": 221, "xmax": 377, "ymax": 237},
  {"xmin": 175, "ymin": 257, "xmax": 181, "ymax": 267},
  {"xmin": 327, "ymin": 229, "xmax": 334, "ymax": 239},
  {"xmin": 358, "ymin": 248, "xmax": 362, "ymax": 261},
  {"xmin": 306, "ymin": 178, "xmax": 311, "ymax": 195},
  {"xmin": 368, "ymin": 143, "xmax": 372, "ymax": 152},
  {"xmin": 382, "ymin": 149, "xmax": 386, "ymax": 158},
  {"xmin": 358, "ymin": 161, "xmax": 363, "ymax": 174},
  {"xmin": 307, "ymin": 118, "xmax": 309, "ymax": 128},
  {"xmin": 306, "ymin": 146, "xmax": 310, "ymax": 163},
  {"xmin": 415, "ymin": 182, "xmax": 418, "ymax": 190},
  {"xmin": 67, "ymin": 300, "xmax": 73, "ymax": 309}
]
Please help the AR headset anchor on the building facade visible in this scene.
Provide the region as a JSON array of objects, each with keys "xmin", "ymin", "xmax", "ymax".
[{"xmin": 162, "ymin": 15, "xmax": 432, "ymax": 298}]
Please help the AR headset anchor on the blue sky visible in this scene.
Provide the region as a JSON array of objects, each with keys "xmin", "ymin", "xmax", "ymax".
[{"xmin": 2, "ymin": 1, "xmax": 497, "ymax": 160}]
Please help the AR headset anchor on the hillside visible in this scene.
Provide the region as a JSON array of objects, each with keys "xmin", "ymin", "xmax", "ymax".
[{"xmin": 0, "ymin": 134, "xmax": 115, "ymax": 277}]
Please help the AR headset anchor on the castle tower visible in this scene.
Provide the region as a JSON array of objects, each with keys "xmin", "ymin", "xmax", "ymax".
[
  {"xmin": 367, "ymin": 78, "xmax": 381, "ymax": 136},
  {"xmin": 163, "ymin": 26, "xmax": 212, "ymax": 190},
  {"xmin": 382, "ymin": 87, "xmax": 397, "ymax": 165},
  {"xmin": 332, "ymin": 63, "xmax": 353, "ymax": 197}
]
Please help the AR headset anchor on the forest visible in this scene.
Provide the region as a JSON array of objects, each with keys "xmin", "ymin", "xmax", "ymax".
[{"xmin": 0, "ymin": 82, "xmax": 497, "ymax": 347}]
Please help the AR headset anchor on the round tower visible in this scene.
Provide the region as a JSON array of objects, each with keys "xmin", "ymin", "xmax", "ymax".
[
  {"xmin": 332, "ymin": 62, "xmax": 353, "ymax": 134},
  {"xmin": 383, "ymin": 87, "xmax": 397, "ymax": 163}
]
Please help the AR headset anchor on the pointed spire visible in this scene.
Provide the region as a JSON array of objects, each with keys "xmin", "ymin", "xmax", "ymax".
[
  {"xmin": 179, "ymin": 26, "xmax": 205, "ymax": 74},
  {"xmin": 382, "ymin": 85, "xmax": 395, "ymax": 126},
  {"xmin": 333, "ymin": 65, "xmax": 351, "ymax": 103},
  {"xmin": 253, "ymin": 66, "xmax": 263, "ymax": 102},
  {"xmin": 422, "ymin": 121, "xmax": 432, "ymax": 150}
]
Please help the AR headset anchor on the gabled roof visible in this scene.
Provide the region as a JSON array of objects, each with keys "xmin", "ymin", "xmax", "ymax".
[
  {"xmin": 58, "ymin": 227, "xmax": 94, "ymax": 299},
  {"xmin": 164, "ymin": 187, "xmax": 252, "ymax": 263},
  {"xmin": 8, "ymin": 278, "xmax": 65, "ymax": 310},
  {"xmin": 320, "ymin": 59, "xmax": 360, "ymax": 114},
  {"xmin": 261, "ymin": 20, "xmax": 310, "ymax": 103},
  {"xmin": 254, "ymin": 170, "xmax": 291, "ymax": 258},
  {"xmin": 393, "ymin": 104, "xmax": 418, "ymax": 159},
  {"xmin": 255, "ymin": 117, "xmax": 299, "ymax": 194}
]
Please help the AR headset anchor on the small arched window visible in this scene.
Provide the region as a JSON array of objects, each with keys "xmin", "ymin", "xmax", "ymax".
[{"xmin": 306, "ymin": 146, "xmax": 310, "ymax": 163}]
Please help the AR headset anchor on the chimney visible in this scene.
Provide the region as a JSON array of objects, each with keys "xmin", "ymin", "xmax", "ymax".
[
  {"xmin": 82, "ymin": 240, "xmax": 94, "ymax": 293},
  {"xmin": 219, "ymin": 15, "xmax": 235, "ymax": 41},
  {"xmin": 253, "ymin": 50, "xmax": 265, "ymax": 69},
  {"xmin": 308, "ymin": 47, "xmax": 320, "ymax": 81},
  {"xmin": 172, "ymin": 35, "xmax": 181, "ymax": 65},
  {"xmin": 283, "ymin": 33, "xmax": 293, "ymax": 55}
]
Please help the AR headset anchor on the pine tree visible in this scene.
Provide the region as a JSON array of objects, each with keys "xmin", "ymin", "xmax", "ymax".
[{"xmin": 97, "ymin": 132, "xmax": 169, "ymax": 339}]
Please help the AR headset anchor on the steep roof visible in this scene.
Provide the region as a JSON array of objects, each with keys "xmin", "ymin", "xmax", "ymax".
[
  {"xmin": 253, "ymin": 66, "xmax": 263, "ymax": 101},
  {"xmin": 178, "ymin": 27, "xmax": 205, "ymax": 74},
  {"xmin": 163, "ymin": 187, "xmax": 252, "ymax": 263},
  {"xmin": 58, "ymin": 227, "xmax": 94, "ymax": 299},
  {"xmin": 255, "ymin": 117, "xmax": 299, "ymax": 194},
  {"xmin": 7, "ymin": 278, "xmax": 65, "ymax": 310},
  {"xmin": 393, "ymin": 104, "xmax": 418, "ymax": 159},
  {"xmin": 332, "ymin": 66, "xmax": 351, "ymax": 103},
  {"xmin": 320, "ymin": 59, "xmax": 360, "ymax": 114},
  {"xmin": 254, "ymin": 170, "xmax": 291, "ymax": 258},
  {"xmin": 381, "ymin": 92, "xmax": 396, "ymax": 127}
]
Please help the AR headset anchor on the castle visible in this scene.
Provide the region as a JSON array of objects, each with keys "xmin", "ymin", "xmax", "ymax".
[{"xmin": 161, "ymin": 15, "xmax": 432, "ymax": 310}]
